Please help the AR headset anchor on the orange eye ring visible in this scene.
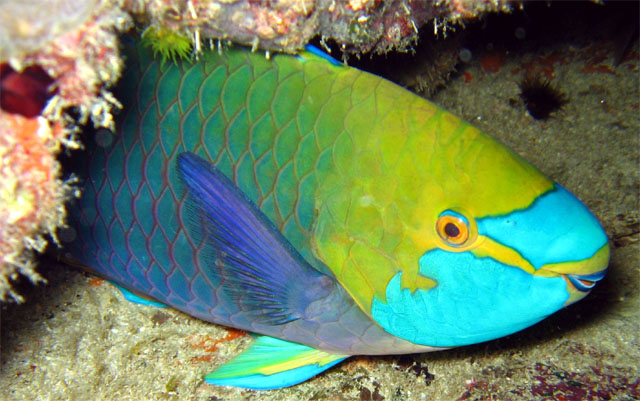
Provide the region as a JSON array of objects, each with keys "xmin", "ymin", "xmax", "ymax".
[{"xmin": 436, "ymin": 210, "xmax": 476, "ymax": 248}]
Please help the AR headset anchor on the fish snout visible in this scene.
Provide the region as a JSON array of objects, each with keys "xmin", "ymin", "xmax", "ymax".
[
  {"xmin": 538, "ymin": 242, "xmax": 609, "ymax": 303},
  {"xmin": 478, "ymin": 184, "xmax": 610, "ymax": 303}
]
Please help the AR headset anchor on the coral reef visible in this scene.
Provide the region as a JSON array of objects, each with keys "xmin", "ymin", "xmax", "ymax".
[
  {"xmin": 0, "ymin": 115, "xmax": 73, "ymax": 301},
  {"xmin": 127, "ymin": 0, "xmax": 513, "ymax": 55},
  {"xmin": 0, "ymin": 0, "xmax": 515, "ymax": 301},
  {"xmin": 0, "ymin": 0, "xmax": 132, "ymax": 300},
  {"xmin": 0, "ymin": 65, "xmax": 56, "ymax": 118}
]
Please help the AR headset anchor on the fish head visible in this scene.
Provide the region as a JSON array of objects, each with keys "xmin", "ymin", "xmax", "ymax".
[
  {"xmin": 364, "ymin": 116, "xmax": 609, "ymax": 348},
  {"xmin": 392, "ymin": 184, "xmax": 609, "ymax": 348},
  {"xmin": 312, "ymin": 89, "xmax": 609, "ymax": 349}
]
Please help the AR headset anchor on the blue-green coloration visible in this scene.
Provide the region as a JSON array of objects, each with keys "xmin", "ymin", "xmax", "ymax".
[
  {"xmin": 114, "ymin": 284, "xmax": 168, "ymax": 308},
  {"xmin": 373, "ymin": 252, "xmax": 568, "ymax": 346},
  {"xmin": 64, "ymin": 40, "xmax": 609, "ymax": 389}
]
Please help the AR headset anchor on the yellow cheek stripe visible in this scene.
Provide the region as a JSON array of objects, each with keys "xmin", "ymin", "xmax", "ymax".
[
  {"xmin": 538, "ymin": 243, "xmax": 609, "ymax": 276},
  {"xmin": 470, "ymin": 236, "xmax": 609, "ymax": 279},
  {"xmin": 471, "ymin": 236, "xmax": 536, "ymax": 274}
]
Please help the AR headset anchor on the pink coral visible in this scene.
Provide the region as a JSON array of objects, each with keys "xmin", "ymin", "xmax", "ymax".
[
  {"xmin": 0, "ymin": 0, "xmax": 131, "ymax": 301},
  {"xmin": 0, "ymin": 114, "xmax": 72, "ymax": 301}
]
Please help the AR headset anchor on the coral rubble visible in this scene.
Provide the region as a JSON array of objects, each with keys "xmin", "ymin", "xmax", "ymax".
[{"xmin": 127, "ymin": 0, "xmax": 513, "ymax": 55}]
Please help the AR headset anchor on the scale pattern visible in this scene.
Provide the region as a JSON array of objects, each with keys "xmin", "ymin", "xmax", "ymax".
[
  {"xmin": 63, "ymin": 39, "xmax": 609, "ymax": 368},
  {"xmin": 70, "ymin": 43, "xmax": 353, "ymax": 309},
  {"xmin": 68, "ymin": 41, "xmax": 554, "ymax": 324},
  {"xmin": 66, "ymin": 43, "xmax": 446, "ymax": 356}
]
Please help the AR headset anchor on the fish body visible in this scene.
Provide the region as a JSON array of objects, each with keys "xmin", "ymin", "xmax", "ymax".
[{"xmin": 65, "ymin": 41, "xmax": 609, "ymax": 389}]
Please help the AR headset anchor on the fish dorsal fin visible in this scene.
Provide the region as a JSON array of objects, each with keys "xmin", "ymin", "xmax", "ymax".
[
  {"xmin": 301, "ymin": 44, "xmax": 343, "ymax": 66},
  {"xmin": 177, "ymin": 152, "xmax": 336, "ymax": 326},
  {"xmin": 205, "ymin": 335, "xmax": 347, "ymax": 389}
]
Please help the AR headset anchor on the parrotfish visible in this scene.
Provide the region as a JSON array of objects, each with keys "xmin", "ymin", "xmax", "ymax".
[{"xmin": 64, "ymin": 40, "xmax": 609, "ymax": 390}]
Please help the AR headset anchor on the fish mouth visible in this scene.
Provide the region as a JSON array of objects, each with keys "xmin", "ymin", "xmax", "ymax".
[
  {"xmin": 535, "ymin": 243, "xmax": 609, "ymax": 301},
  {"xmin": 564, "ymin": 269, "xmax": 607, "ymax": 292}
]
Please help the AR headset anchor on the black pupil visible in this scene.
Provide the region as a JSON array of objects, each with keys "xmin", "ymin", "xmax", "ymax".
[{"xmin": 444, "ymin": 222, "xmax": 460, "ymax": 238}]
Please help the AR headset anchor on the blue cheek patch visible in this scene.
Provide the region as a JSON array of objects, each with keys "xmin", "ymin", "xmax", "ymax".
[
  {"xmin": 371, "ymin": 250, "xmax": 568, "ymax": 347},
  {"xmin": 477, "ymin": 184, "xmax": 607, "ymax": 269}
]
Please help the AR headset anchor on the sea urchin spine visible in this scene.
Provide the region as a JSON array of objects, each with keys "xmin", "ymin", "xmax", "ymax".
[{"xmin": 518, "ymin": 75, "xmax": 568, "ymax": 120}]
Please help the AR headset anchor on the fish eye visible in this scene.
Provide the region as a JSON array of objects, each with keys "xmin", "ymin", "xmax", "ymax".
[{"xmin": 436, "ymin": 210, "xmax": 476, "ymax": 248}]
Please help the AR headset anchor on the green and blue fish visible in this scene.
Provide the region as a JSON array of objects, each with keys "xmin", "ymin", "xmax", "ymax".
[{"xmin": 64, "ymin": 40, "xmax": 609, "ymax": 389}]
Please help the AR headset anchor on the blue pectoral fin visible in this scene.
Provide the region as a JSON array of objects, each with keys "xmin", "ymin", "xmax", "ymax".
[
  {"xmin": 204, "ymin": 336, "xmax": 348, "ymax": 389},
  {"xmin": 177, "ymin": 152, "xmax": 336, "ymax": 326},
  {"xmin": 113, "ymin": 283, "xmax": 168, "ymax": 308}
]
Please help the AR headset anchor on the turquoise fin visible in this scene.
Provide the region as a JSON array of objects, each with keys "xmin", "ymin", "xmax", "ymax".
[
  {"xmin": 204, "ymin": 336, "xmax": 348, "ymax": 389},
  {"xmin": 113, "ymin": 283, "xmax": 168, "ymax": 308}
]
